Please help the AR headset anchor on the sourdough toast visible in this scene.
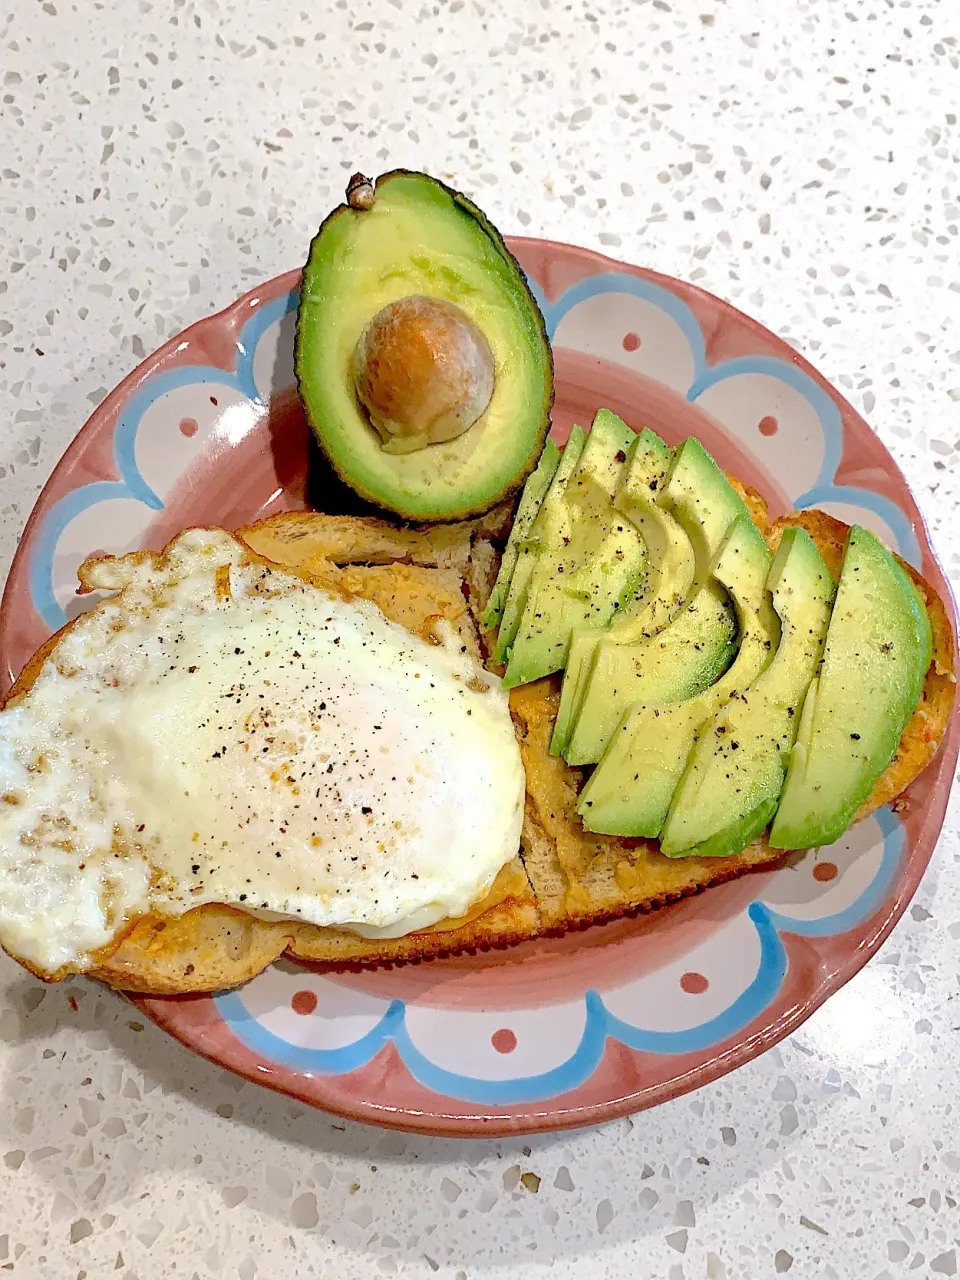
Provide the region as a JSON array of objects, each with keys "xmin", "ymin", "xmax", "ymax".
[{"xmin": 4, "ymin": 494, "xmax": 954, "ymax": 994}]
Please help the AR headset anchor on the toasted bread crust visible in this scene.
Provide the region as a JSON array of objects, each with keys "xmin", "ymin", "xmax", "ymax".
[
  {"xmin": 88, "ymin": 860, "xmax": 541, "ymax": 993},
  {"xmin": 238, "ymin": 502, "xmax": 515, "ymax": 576},
  {"xmin": 4, "ymin": 491, "xmax": 954, "ymax": 993}
]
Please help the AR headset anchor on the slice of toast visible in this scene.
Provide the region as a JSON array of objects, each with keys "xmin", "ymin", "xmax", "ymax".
[{"xmin": 5, "ymin": 489, "xmax": 955, "ymax": 994}]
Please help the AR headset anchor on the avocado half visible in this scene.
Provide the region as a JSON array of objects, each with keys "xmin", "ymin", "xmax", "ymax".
[{"xmin": 295, "ymin": 169, "xmax": 554, "ymax": 523}]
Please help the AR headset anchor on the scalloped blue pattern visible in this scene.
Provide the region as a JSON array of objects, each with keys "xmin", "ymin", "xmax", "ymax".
[
  {"xmin": 27, "ymin": 289, "xmax": 298, "ymax": 633},
  {"xmin": 537, "ymin": 275, "xmax": 921, "ymax": 568},
  {"xmin": 214, "ymin": 809, "xmax": 904, "ymax": 1105}
]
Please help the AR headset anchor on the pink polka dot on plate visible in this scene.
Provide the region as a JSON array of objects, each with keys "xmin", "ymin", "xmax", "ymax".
[
  {"xmin": 813, "ymin": 861, "xmax": 838, "ymax": 883},
  {"xmin": 680, "ymin": 971, "xmax": 709, "ymax": 995},
  {"xmin": 179, "ymin": 417, "xmax": 199, "ymax": 438},
  {"xmin": 490, "ymin": 1028, "xmax": 517, "ymax": 1054},
  {"xmin": 758, "ymin": 415, "xmax": 779, "ymax": 437},
  {"xmin": 290, "ymin": 990, "xmax": 318, "ymax": 1016},
  {"xmin": 622, "ymin": 332, "xmax": 642, "ymax": 352}
]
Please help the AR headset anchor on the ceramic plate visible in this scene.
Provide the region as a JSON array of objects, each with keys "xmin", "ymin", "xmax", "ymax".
[{"xmin": 2, "ymin": 241, "xmax": 956, "ymax": 1137}]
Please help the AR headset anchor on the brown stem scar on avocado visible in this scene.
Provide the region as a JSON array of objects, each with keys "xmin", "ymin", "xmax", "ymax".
[{"xmin": 346, "ymin": 172, "xmax": 375, "ymax": 211}]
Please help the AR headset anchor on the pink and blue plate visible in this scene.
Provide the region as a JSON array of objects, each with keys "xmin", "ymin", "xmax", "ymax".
[{"xmin": 2, "ymin": 240, "xmax": 955, "ymax": 1136}]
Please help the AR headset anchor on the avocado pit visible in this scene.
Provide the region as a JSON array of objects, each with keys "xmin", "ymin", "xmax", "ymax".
[
  {"xmin": 295, "ymin": 168, "xmax": 553, "ymax": 521},
  {"xmin": 351, "ymin": 294, "xmax": 496, "ymax": 454}
]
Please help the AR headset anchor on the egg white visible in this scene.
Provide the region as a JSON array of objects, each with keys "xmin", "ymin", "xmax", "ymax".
[{"xmin": 0, "ymin": 529, "xmax": 525, "ymax": 977}]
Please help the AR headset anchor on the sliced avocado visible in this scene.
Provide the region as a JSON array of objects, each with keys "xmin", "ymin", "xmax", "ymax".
[
  {"xmin": 661, "ymin": 438, "xmax": 753, "ymax": 572},
  {"xmin": 296, "ymin": 170, "xmax": 553, "ymax": 523},
  {"xmin": 578, "ymin": 515, "xmax": 777, "ymax": 836},
  {"xmin": 482, "ymin": 438, "xmax": 561, "ymax": 632},
  {"xmin": 551, "ymin": 427, "xmax": 694, "ymax": 756},
  {"xmin": 769, "ymin": 525, "xmax": 932, "ymax": 850},
  {"xmin": 563, "ymin": 438, "xmax": 750, "ymax": 765},
  {"xmin": 502, "ymin": 411, "xmax": 645, "ymax": 688},
  {"xmin": 659, "ymin": 527, "xmax": 835, "ymax": 857},
  {"xmin": 494, "ymin": 426, "xmax": 587, "ymax": 665},
  {"xmin": 566, "ymin": 579, "xmax": 737, "ymax": 767},
  {"xmin": 612, "ymin": 430, "xmax": 696, "ymax": 640}
]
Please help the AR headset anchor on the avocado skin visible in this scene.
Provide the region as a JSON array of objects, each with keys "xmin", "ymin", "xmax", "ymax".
[{"xmin": 294, "ymin": 169, "xmax": 554, "ymax": 525}]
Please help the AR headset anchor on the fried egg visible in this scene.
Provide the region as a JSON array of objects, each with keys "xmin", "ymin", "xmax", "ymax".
[{"xmin": 0, "ymin": 529, "xmax": 525, "ymax": 978}]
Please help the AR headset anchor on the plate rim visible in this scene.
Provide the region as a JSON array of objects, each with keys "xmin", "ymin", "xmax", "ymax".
[{"xmin": 3, "ymin": 239, "xmax": 958, "ymax": 1137}]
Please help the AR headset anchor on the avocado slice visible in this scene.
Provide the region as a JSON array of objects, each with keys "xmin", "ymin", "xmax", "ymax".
[
  {"xmin": 563, "ymin": 438, "xmax": 749, "ymax": 765},
  {"xmin": 296, "ymin": 170, "xmax": 554, "ymax": 523},
  {"xmin": 481, "ymin": 438, "xmax": 561, "ymax": 632},
  {"xmin": 611, "ymin": 430, "xmax": 697, "ymax": 638},
  {"xmin": 578, "ymin": 514, "xmax": 777, "ymax": 836},
  {"xmin": 551, "ymin": 428, "xmax": 695, "ymax": 756},
  {"xmin": 659, "ymin": 527, "xmax": 835, "ymax": 858},
  {"xmin": 501, "ymin": 411, "xmax": 645, "ymax": 689},
  {"xmin": 768, "ymin": 525, "xmax": 932, "ymax": 850},
  {"xmin": 493, "ymin": 427, "xmax": 587, "ymax": 665}
]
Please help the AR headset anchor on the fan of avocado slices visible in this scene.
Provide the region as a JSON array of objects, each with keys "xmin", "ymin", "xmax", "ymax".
[
  {"xmin": 488, "ymin": 421, "xmax": 934, "ymax": 860},
  {"xmin": 295, "ymin": 169, "xmax": 554, "ymax": 523}
]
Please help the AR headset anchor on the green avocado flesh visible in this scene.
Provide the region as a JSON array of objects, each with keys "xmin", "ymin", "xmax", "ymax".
[
  {"xmin": 768, "ymin": 525, "xmax": 932, "ymax": 850},
  {"xmin": 296, "ymin": 170, "xmax": 553, "ymax": 522},
  {"xmin": 488, "ymin": 419, "xmax": 934, "ymax": 858},
  {"xmin": 493, "ymin": 427, "xmax": 587, "ymax": 665},
  {"xmin": 481, "ymin": 438, "xmax": 560, "ymax": 632},
  {"xmin": 578, "ymin": 515, "xmax": 776, "ymax": 837},
  {"xmin": 659, "ymin": 526, "xmax": 835, "ymax": 857},
  {"xmin": 562, "ymin": 438, "xmax": 751, "ymax": 766},
  {"xmin": 502, "ymin": 411, "xmax": 646, "ymax": 689},
  {"xmin": 551, "ymin": 427, "xmax": 694, "ymax": 756}
]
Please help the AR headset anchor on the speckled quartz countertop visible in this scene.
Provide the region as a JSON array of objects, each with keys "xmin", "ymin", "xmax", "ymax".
[{"xmin": 1, "ymin": 1, "xmax": 959, "ymax": 1277}]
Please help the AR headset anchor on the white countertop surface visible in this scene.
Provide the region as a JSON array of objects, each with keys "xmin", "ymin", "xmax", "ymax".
[{"xmin": 2, "ymin": 1, "xmax": 960, "ymax": 1276}]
